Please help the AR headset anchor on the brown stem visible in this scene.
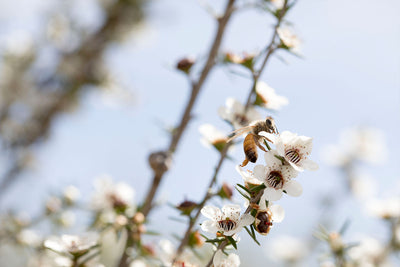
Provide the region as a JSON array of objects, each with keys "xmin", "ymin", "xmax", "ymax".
[
  {"xmin": 172, "ymin": 1, "xmax": 290, "ymax": 262},
  {"xmin": 244, "ymin": 0, "xmax": 289, "ymax": 111},
  {"xmin": 141, "ymin": 0, "xmax": 236, "ymax": 218}
]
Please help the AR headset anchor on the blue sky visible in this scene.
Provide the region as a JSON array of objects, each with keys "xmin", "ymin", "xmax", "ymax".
[{"xmin": 1, "ymin": 0, "xmax": 399, "ymax": 265}]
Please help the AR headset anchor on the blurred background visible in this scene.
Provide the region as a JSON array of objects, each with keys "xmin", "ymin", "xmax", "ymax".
[{"xmin": 0, "ymin": 0, "xmax": 399, "ymax": 266}]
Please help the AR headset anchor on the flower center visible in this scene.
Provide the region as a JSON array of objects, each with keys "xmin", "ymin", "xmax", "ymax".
[
  {"xmin": 267, "ymin": 171, "xmax": 284, "ymax": 189},
  {"xmin": 234, "ymin": 113, "xmax": 249, "ymax": 127},
  {"xmin": 218, "ymin": 218, "xmax": 237, "ymax": 232},
  {"xmin": 285, "ymin": 149, "xmax": 301, "ymax": 164}
]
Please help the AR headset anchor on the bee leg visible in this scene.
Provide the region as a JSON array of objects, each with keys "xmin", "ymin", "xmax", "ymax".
[
  {"xmin": 256, "ymin": 138, "xmax": 268, "ymax": 152},
  {"xmin": 240, "ymin": 158, "xmax": 249, "ymax": 167}
]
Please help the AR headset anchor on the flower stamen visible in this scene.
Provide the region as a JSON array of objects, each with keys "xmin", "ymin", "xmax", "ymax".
[
  {"xmin": 267, "ymin": 171, "xmax": 284, "ymax": 189},
  {"xmin": 218, "ymin": 219, "xmax": 236, "ymax": 232},
  {"xmin": 285, "ymin": 149, "xmax": 301, "ymax": 164}
]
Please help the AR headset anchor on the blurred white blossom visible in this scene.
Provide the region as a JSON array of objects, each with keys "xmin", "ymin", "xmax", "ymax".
[
  {"xmin": 213, "ymin": 249, "xmax": 240, "ymax": 267},
  {"xmin": 218, "ymin": 98, "xmax": 262, "ymax": 129},
  {"xmin": 44, "ymin": 233, "xmax": 98, "ymax": 256},
  {"xmin": 277, "ymin": 27, "xmax": 301, "ymax": 52},
  {"xmin": 255, "ymin": 81, "xmax": 288, "ymax": 110},
  {"xmin": 199, "ymin": 124, "xmax": 228, "ymax": 151},
  {"xmin": 268, "ymin": 235, "xmax": 307, "ymax": 263}
]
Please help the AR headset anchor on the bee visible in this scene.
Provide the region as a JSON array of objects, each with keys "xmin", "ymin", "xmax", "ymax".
[
  {"xmin": 227, "ymin": 117, "xmax": 277, "ymax": 167},
  {"xmin": 254, "ymin": 209, "xmax": 273, "ymax": 235}
]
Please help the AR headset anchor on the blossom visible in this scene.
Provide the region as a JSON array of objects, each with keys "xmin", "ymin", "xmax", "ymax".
[
  {"xmin": 270, "ymin": 0, "xmax": 285, "ymax": 10},
  {"xmin": 201, "ymin": 204, "xmax": 254, "ymax": 236},
  {"xmin": 218, "ymin": 98, "xmax": 262, "ymax": 129},
  {"xmin": 253, "ymin": 150, "xmax": 301, "ymax": 201},
  {"xmin": 277, "ymin": 27, "xmax": 301, "ymax": 52},
  {"xmin": 100, "ymin": 228, "xmax": 128, "ymax": 267},
  {"xmin": 199, "ymin": 124, "xmax": 228, "ymax": 152},
  {"xmin": 348, "ymin": 237, "xmax": 388, "ymax": 267},
  {"xmin": 91, "ymin": 175, "xmax": 135, "ymax": 214},
  {"xmin": 44, "ymin": 233, "xmax": 98, "ymax": 257},
  {"xmin": 260, "ymin": 131, "xmax": 318, "ymax": 172},
  {"xmin": 213, "ymin": 250, "xmax": 240, "ymax": 267},
  {"xmin": 236, "ymin": 165, "xmax": 262, "ymax": 186},
  {"xmin": 268, "ymin": 235, "xmax": 307, "ymax": 263},
  {"xmin": 156, "ymin": 239, "xmax": 199, "ymax": 267},
  {"xmin": 255, "ymin": 81, "xmax": 288, "ymax": 110},
  {"xmin": 366, "ymin": 197, "xmax": 400, "ymax": 219},
  {"xmin": 63, "ymin": 186, "xmax": 80, "ymax": 205},
  {"xmin": 322, "ymin": 127, "xmax": 387, "ymax": 166}
]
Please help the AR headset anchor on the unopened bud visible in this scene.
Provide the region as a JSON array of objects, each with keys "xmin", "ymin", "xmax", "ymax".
[
  {"xmin": 328, "ymin": 232, "xmax": 344, "ymax": 254},
  {"xmin": 188, "ymin": 230, "xmax": 204, "ymax": 248},
  {"xmin": 224, "ymin": 52, "xmax": 255, "ymax": 70},
  {"xmin": 132, "ymin": 212, "xmax": 145, "ymax": 224},
  {"xmin": 115, "ymin": 215, "xmax": 128, "ymax": 227},
  {"xmin": 141, "ymin": 244, "xmax": 155, "ymax": 256},
  {"xmin": 218, "ymin": 182, "xmax": 233, "ymax": 200},
  {"xmin": 177, "ymin": 200, "xmax": 197, "ymax": 216},
  {"xmin": 176, "ymin": 57, "xmax": 195, "ymax": 73},
  {"xmin": 149, "ymin": 151, "xmax": 172, "ymax": 175},
  {"xmin": 46, "ymin": 196, "xmax": 62, "ymax": 214}
]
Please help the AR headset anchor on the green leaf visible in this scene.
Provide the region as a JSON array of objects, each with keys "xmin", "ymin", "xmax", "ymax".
[
  {"xmin": 236, "ymin": 184, "xmax": 251, "ymax": 194},
  {"xmin": 226, "ymin": 236, "xmax": 237, "ymax": 250},
  {"xmin": 250, "ymin": 183, "xmax": 266, "ymax": 193},
  {"xmin": 235, "ymin": 186, "xmax": 250, "ymax": 200}
]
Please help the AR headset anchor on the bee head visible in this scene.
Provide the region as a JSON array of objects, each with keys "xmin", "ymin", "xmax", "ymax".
[{"xmin": 265, "ymin": 117, "xmax": 278, "ymax": 134}]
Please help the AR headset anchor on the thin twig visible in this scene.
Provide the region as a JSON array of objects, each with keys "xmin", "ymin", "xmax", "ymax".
[
  {"xmin": 172, "ymin": 1, "xmax": 290, "ymax": 262},
  {"xmin": 141, "ymin": 0, "xmax": 236, "ymax": 218}
]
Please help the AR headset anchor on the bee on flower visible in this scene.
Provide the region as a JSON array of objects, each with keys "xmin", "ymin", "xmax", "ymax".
[{"xmin": 200, "ymin": 204, "xmax": 254, "ymax": 236}]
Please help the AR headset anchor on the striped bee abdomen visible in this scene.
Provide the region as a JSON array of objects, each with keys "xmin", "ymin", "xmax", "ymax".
[{"xmin": 243, "ymin": 133, "xmax": 258, "ymax": 163}]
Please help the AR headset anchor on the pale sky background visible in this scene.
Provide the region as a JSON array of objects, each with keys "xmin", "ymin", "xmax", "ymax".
[{"xmin": 0, "ymin": 0, "xmax": 399, "ymax": 266}]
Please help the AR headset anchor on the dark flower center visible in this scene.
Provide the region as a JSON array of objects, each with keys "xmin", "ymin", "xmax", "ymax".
[
  {"xmin": 267, "ymin": 171, "xmax": 284, "ymax": 189},
  {"xmin": 234, "ymin": 113, "xmax": 249, "ymax": 126},
  {"xmin": 285, "ymin": 149, "xmax": 301, "ymax": 164},
  {"xmin": 218, "ymin": 218, "xmax": 237, "ymax": 232}
]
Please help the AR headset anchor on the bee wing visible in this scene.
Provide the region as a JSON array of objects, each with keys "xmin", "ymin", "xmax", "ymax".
[{"xmin": 227, "ymin": 125, "xmax": 254, "ymax": 143}]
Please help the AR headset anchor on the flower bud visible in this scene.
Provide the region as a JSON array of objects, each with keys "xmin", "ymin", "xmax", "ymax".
[
  {"xmin": 188, "ymin": 230, "xmax": 204, "ymax": 248},
  {"xmin": 132, "ymin": 212, "xmax": 145, "ymax": 224},
  {"xmin": 63, "ymin": 186, "xmax": 80, "ymax": 206},
  {"xmin": 148, "ymin": 151, "xmax": 172, "ymax": 175},
  {"xmin": 176, "ymin": 57, "xmax": 195, "ymax": 74},
  {"xmin": 218, "ymin": 182, "xmax": 233, "ymax": 200},
  {"xmin": 328, "ymin": 232, "xmax": 345, "ymax": 254},
  {"xmin": 45, "ymin": 196, "xmax": 62, "ymax": 214},
  {"xmin": 177, "ymin": 200, "xmax": 197, "ymax": 216}
]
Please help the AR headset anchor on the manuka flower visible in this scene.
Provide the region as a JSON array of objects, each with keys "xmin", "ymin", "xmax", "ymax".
[
  {"xmin": 44, "ymin": 233, "xmax": 98, "ymax": 257},
  {"xmin": 213, "ymin": 250, "xmax": 240, "ymax": 267},
  {"xmin": 260, "ymin": 131, "xmax": 318, "ymax": 172},
  {"xmin": 199, "ymin": 124, "xmax": 228, "ymax": 152},
  {"xmin": 277, "ymin": 27, "xmax": 301, "ymax": 52},
  {"xmin": 255, "ymin": 81, "xmax": 288, "ymax": 110},
  {"xmin": 218, "ymin": 98, "xmax": 262, "ymax": 129},
  {"xmin": 253, "ymin": 150, "xmax": 301, "ymax": 201},
  {"xmin": 201, "ymin": 204, "xmax": 254, "ymax": 236}
]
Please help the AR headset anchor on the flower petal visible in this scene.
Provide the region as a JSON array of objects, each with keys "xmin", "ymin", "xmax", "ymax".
[
  {"xmin": 239, "ymin": 214, "xmax": 255, "ymax": 227},
  {"xmin": 258, "ymin": 132, "xmax": 277, "ymax": 143},
  {"xmin": 284, "ymin": 180, "xmax": 303, "ymax": 197},
  {"xmin": 222, "ymin": 204, "xmax": 241, "ymax": 220},
  {"xmin": 201, "ymin": 205, "xmax": 221, "ymax": 220},
  {"xmin": 302, "ymin": 158, "xmax": 319, "ymax": 171},
  {"xmin": 253, "ymin": 165, "xmax": 266, "ymax": 180},
  {"xmin": 201, "ymin": 220, "xmax": 219, "ymax": 234},
  {"xmin": 263, "ymin": 188, "xmax": 283, "ymax": 201},
  {"xmin": 213, "ymin": 250, "xmax": 225, "ymax": 266},
  {"xmin": 270, "ymin": 204, "xmax": 285, "ymax": 223}
]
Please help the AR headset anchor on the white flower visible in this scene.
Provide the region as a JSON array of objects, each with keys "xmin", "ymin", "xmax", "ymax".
[
  {"xmin": 213, "ymin": 250, "xmax": 240, "ymax": 267},
  {"xmin": 91, "ymin": 175, "xmax": 135, "ymax": 213},
  {"xmin": 268, "ymin": 235, "xmax": 307, "ymax": 263},
  {"xmin": 255, "ymin": 81, "xmax": 288, "ymax": 110},
  {"xmin": 366, "ymin": 197, "xmax": 400, "ymax": 219},
  {"xmin": 17, "ymin": 229, "xmax": 42, "ymax": 247},
  {"xmin": 201, "ymin": 204, "xmax": 254, "ymax": 236},
  {"xmin": 100, "ymin": 228, "xmax": 128, "ymax": 267},
  {"xmin": 44, "ymin": 233, "xmax": 98, "ymax": 256},
  {"xmin": 156, "ymin": 239, "xmax": 199, "ymax": 267},
  {"xmin": 63, "ymin": 186, "xmax": 80, "ymax": 205},
  {"xmin": 199, "ymin": 124, "xmax": 228, "ymax": 151},
  {"xmin": 348, "ymin": 237, "xmax": 387, "ymax": 267},
  {"xmin": 236, "ymin": 165, "xmax": 262, "ymax": 186},
  {"xmin": 277, "ymin": 27, "xmax": 301, "ymax": 52},
  {"xmin": 260, "ymin": 131, "xmax": 318, "ymax": 172},
  {"xmin": 349, "ymin": 172, "xmax": 377, "ymax": 200},
  {"xmin": 270, "ymin": 0, "xmax": 285, "ymax": 10},
  {"xmin": 253, "ymin": 150, "xmax": 300, "ymax": 202},
  {"xmin": 218, "ymin": 98, "xmax": 262, "ymax": 129},
  {"xmin": 323, "ymin": 127, "xmax": 387, "ymax": 166}
]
